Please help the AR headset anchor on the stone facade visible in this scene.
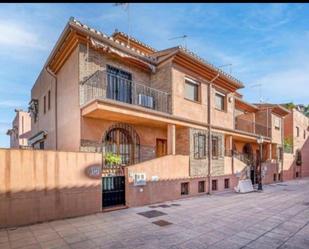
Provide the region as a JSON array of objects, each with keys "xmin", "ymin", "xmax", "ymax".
[{"xmin": 189, "ymin": 128, "xmax": 225, "ymax": 177}]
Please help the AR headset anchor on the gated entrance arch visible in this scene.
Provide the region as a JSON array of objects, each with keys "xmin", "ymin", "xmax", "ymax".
[
  {"xmin": 102, "ymin": 123, "xmax": 140, "ymax": 208},
  {"xmin": 103, "ymin": 123, "xmax": 140, "ymax": 166}
]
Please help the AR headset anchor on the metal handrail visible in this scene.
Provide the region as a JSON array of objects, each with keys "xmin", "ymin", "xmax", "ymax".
[
  {"xmin": 80, "ymin": 70, "xmax": 171, "ymax": 114},
  {"xmin": 235, "ymin": 116, "xmax": 270, "ymax": 137}
]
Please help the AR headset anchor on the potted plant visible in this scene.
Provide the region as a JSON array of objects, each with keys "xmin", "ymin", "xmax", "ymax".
[{"xmin": 105, "ymin": 152, "xmax": 121, "ymax": 167}]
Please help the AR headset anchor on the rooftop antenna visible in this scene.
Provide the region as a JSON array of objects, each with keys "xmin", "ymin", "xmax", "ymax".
[
  {"xmin": 218, "ymin": 63, "xmax": 232, "ymax": 75},
  {"xmin": 114, "ymin": 3, "xmax": 131, "ymax": 47},
  {"xmin": 168, "ymin": 35, "xmax": 188, "ymax": 49},
  {"xmin": 249, "ymin": 83, "xmax": 263, "ymax": 103}
]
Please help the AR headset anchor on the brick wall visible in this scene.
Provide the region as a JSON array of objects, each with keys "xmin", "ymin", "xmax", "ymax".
[{"xmin": 176, "ymin": 127, "xmax": 190, "ymax": 155}]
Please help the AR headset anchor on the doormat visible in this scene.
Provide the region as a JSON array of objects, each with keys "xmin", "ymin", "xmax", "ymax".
[
  {"xmin": 152, "ymin": 220, "xmax": 173, "ymax": 227},
  {"xmin": 137, "ymin": 210, "xmax": 167, "ymax": 218}
]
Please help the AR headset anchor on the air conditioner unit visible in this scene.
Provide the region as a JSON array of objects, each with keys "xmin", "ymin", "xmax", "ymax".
[{"xmin": 138, "ymin": 94, "xmax": 154, "ymax": 109}]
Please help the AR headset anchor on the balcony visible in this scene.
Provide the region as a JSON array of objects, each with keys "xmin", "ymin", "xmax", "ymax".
[
  {"xmin": 80, "ymin": 70, "xmax": 171, "ymax": 114},
  {"xmin": 235, "ymin": 116, "xmax": 271, "ymax": 137}
]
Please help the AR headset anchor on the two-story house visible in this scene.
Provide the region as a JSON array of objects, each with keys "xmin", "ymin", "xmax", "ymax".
[
  {"xmin": 28, "ymin": 17, "xmax": 289, "ymax": 208},
  {"xmin": 6, "ymin": 109, "xmax": 31, "ymax": 148}
]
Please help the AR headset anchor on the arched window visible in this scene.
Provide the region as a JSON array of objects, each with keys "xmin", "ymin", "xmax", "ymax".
[{"xmin": 103, "ymin": 123, "xmax": 140, "ymax": 165}]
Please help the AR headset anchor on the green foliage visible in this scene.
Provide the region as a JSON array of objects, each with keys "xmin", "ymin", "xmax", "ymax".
[
  {"xmin": 284, "ymin": 136, "xmax": 293, "ymax": 147},
  {"xmin": 105, "ymin": 152, "xmax": 121, "ymax": 166},
  {"xmin": 304, "ymin": 105, "xmax": 309, "ymax": 117},
  {"xmin": 283, "ymin": 136, "xmax": 293, "ymax": 153},
  {"xmin": 282, "ymin": 102, "xmax": 296, "ymax": 110}
]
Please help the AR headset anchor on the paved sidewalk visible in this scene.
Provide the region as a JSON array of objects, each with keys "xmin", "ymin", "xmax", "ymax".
[{"xmin": 1, "ymin": 178, "xmax": 309, "ymax": 249}]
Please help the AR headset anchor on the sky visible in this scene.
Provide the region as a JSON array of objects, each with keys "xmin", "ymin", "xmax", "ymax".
[{"xmin": 0, "ymin": 3, "xmax": 308, "ymax": 148}]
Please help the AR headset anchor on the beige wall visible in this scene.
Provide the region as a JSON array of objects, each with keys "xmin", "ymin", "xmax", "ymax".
[
  {"xmin": 283, "ymin": 153, "xmax": 296, "ymax": 180},
  {"xmin": 56, "ymin": 46, "xmax": 80, "ymax": 151},
  {"xmin": 0, "ymin": 149, "xmax": 102, "ymax": 228},
  {"xmin": 271, "ymin": 113, "xmax": 283, "ymax": 145},
  {"xmin": 125, "ymin": 155, "xmax": 237, "ymax": 207},
  {"xmin": 8, "ymin": 111, "xmax": 31, "ymax": 148},
  {"xmin": 126, "ymin": 155, "xmax": 189, "ymax": 181},
  {"xmin": 292, "ymin": 109, "xmax": 309, "ymax": 151},
  {"xmin": 211, "ymin": 88, "xmax": 234, "ymax": 129},
  {"xmin": 30, "ymin": 68, "xmax": 56, "ymax": 149},
  {"xmin": 171, "ymin": 64, "xmax": 209, "ymax": 123}
]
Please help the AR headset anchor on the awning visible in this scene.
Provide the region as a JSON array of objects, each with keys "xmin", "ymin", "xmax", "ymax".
[
  {"xmin": 90, "ymin": 38, "xmax": 156, "ymax": 73},
  {"xmin": 28, "ymin": 130, "xmax": 47, "ymax": 146}
]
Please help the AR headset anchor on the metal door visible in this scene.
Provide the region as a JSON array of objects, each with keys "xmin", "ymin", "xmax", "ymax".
[{"xmin": 102, "ymin": 176, "xmax": 125, "ymax": 208}]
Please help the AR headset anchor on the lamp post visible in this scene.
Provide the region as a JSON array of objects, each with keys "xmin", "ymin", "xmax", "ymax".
[{"xmin": 257, "ymin": 136, "xmax": 264, "ymax": 191}]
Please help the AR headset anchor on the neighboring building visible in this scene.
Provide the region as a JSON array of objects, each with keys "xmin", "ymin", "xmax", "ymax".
[
  {"xmin": 6, "ymin": 109, "xmax": 31, "ymax": 148},
  {"xmin": 27, "ymin": 17, "xmax": 292, "ymax": 208},
  {"xmin": 283, "ymin": 108, "xmax": 309, "ymax": 179}
]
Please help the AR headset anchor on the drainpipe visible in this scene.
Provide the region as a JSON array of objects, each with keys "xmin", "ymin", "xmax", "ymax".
[
  {"xmin": 281, "ymin": 117, "xmax": 285, "ymax": 182},
  {"xmin": 207, "ymin": 73, "xmax": 219, "ymax": 194},
  {"xmin": 45, "ymin": 67, "xmax": 58, "ymax": 150}
]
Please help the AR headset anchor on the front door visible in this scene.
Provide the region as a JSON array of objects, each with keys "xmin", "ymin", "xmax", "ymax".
[
  {"xmin": 156, "ymin": 139, "xmax": 167, "ymax": 157},
  {"xmin": 102, "ymin": 176, "xmax": 125, "ymax": 208}
]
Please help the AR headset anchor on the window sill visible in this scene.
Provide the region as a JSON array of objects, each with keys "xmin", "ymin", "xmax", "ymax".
[
  {"xmin": 214, "ymin": 107, "xmax": 227, "ymax": 113},
  {"xmin": 184, "ymin": 98, "xmax": 201, "ymax": 104}
]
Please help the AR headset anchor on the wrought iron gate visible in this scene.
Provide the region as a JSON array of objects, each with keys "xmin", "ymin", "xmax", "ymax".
[{"xmin": 102, "ymin": 176, "xmax": 125, "ymax": 208}]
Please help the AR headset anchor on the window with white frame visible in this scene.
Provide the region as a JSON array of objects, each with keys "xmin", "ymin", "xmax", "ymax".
[
  {"xmin": 274, "ymin": 116, "xmax": 281, "ymax": 130},
  {"xmin": 184, "ymin": 77, "xmax": 199, "ymax": 102},
  {"xmin": 215, "ymin": 91, "xmax": 225, "ymax": 111}
]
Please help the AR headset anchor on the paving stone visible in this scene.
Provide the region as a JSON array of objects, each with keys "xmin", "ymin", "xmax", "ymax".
[
  {"xmin": 137, "ymin": 210, "xmax": 167, "ymax": 218},
  {"xmin": 3, "ymin": 179, "xmax": 309, "ymax": 249}
]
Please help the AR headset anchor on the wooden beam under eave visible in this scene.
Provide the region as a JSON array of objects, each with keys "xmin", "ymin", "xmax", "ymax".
[
  {"xmin": 50, "ymin": 32, "xmax": 85, "ymax": 73},
  {"xmin": 49, "ymin": 30, "xmax": 75, "ymax": 69},
  {"xmin": 176, "ymin": 53, "xmax": 243, "ymax": 90},
  {"xmin": 174, "ymin": 55, "xmax": 237, "ymax": 92},
  {"xmin": 53, "ymin": 39, "xmax": 79, "ymax": 74},
  {"xmin": 176, "ymin": 54, "xmax": 238, "ymax": 92}
]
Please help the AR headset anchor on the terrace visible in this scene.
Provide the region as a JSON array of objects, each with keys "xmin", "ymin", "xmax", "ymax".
[{"xmin": 80, "ymin": 70, "xmax": 171, "ymax": 114}]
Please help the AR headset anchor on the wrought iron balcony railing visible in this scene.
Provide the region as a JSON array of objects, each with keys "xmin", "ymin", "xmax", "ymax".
[
  {"xmin": 80, "ymin": 70, "xmax": 171, "ymax": 114},
  {"xmin": 235, "ymin": 116, "xmax": 271, "ymax": 138}
]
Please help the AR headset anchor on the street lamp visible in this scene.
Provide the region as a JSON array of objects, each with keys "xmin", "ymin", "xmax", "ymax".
[{"xmin": 257, "ymin": 136, "xmax": 264, "ymax": 191}]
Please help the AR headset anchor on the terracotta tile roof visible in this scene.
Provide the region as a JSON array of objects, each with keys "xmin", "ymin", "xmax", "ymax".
[
  {"xmin": 70, "ymin": 17, "xmax": 156, "ymax": 62},
  {"xmin": 70, "ymin": 17, "xmax": 244, "ymax": 88},
  {"xmin": 111, "ymin": 30, "xmax": 157, "ymax": 53},
  {"xmin": 178, "ymin": 46, "xmax": 244, "ymax": 88}
]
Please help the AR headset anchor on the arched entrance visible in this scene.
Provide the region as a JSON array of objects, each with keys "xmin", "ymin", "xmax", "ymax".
[
  {"xmin": 103, "ymin": 123, "xmax": 140, "ymax": 166},
  {"xmin": 102, "ymin": 123, "xmax": 140, "ymax": 208},
  {"xmin": 242, "ymin": 143, "xmax": 253, "ymax": 161}
]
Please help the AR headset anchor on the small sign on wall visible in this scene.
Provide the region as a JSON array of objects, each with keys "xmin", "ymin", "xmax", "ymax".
[
  {"xmin": 134, "ymin": 173, "xmax": 146, "ymax": 186},
  {"xmin": 85, "ymin": 165, "xmax": 102, "ymax": 179},
  {"xmin": 151, "ymin": 176, "xmax": 159, "ymax": 181}
]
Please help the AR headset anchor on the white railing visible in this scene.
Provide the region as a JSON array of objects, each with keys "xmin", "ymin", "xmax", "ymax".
[{"xmin": 80, "ymin": 70, "xmax": 171, "ymax": 114}]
